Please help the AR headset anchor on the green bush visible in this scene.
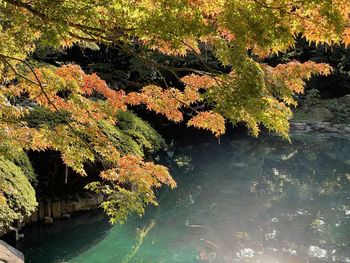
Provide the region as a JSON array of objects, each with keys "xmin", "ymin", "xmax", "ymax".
[
  {"xmin": 116, "ymin": 111, "xmax": 166, "ymax": 153},
  {"xmin": 25, "ymin": 106, "xmax": 70, "ymax": 128},
  {"xmin": 0, "ymin": 156, "xmax": 37, "ymax": 235},
  {"xmin": 7, "ymin": 151, "xmax": 36, "ymax": 183},
  {"xmin": 99, "ymin": 110, "xmax": 166, "ymax": 157},
  {"xmin": 302, "ymin": 89, "xmax": 321, "ymax": 110},
  {"xmin": 100, "ymin": 120, "xmax": 144, "ymax": 157}
]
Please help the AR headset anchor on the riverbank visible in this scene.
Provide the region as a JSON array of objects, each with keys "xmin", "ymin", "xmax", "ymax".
[
  {"xmin": 291, "ymin": 94, "xmax": 350, "ymax": 134},
  {"xmin": 2, "ymin": 192, "xmax": 103, "ymax": 241},
  {"xmin": 290, "ymin": 121, "xmax": 350, "ymax": 133}
]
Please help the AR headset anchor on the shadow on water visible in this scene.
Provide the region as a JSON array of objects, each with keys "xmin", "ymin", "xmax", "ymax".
[
  {"xmin": 19, "ymin": 133, "xmax": 350, "ymax": 263},
  {"xmin": 16, "ymin": 210, "xmax": 111, "ymax": 263}
]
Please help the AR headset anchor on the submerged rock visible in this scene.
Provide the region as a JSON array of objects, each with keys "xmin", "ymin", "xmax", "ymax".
[
  {"xmin": 237, "ymin": 248, "xmax": 255, "ymax": 258},
  {"xmin": 0, "ymin": 240, "xmax": 24, "ymax": 263},
  {"xmin": 290, "ymin": 122, "xmax": 307, "ymax": 130},
  {"xmin": 308, "ymin": 245, "xmax": 327, "ymax": 258}
]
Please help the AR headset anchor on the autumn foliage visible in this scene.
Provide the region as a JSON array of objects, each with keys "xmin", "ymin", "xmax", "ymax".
[{"xmin": 0, "ymin": 0, "xmax": 349, "ymax": 224}]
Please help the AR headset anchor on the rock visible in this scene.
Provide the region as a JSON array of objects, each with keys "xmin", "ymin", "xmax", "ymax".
[
  {"xmin": 308, "ymin": 245, "xmax": 327, "ymax": 258},
  {"xmin": 84, "ymin": 196, "xmax": 102, "ymax": 210},
  {"xmin": 60, "ymin": 201, "xmax": 67, "ymax": 214},
  {"xmin": 0, "ymin": 240, "xmax": 24, "ymax": 263},
  {"xmin": 290, "ymin": 122, "xmax": 307, "ymax": 130},
  {"xmin": 11, "ymin": 194, "xmax": 105, "ymax": 230},
  {"xmin": 96, "ymin": 194, "xmax": 103, "ymax": 204},
  {"xmin": 81, "ymin": 199, "xmax": 91, "ymax": 211},
  {"xmin": 51, "ymin": 201, "xmax": 61, "ymax": 219},
  {"xmin": 238, "ymin": 248, "xmax": 255, "ymax": 258},
  {"xmin": 38, "ymin": 201, "xmax": 45, "ymax": 220},
  {"xmin": 43, "ymin": 217, "xmax": 53, "ymax": 225},
  {"xmin": 339, "ymin": 94, "xmax": 350, "ymax": 104},
  {"xmin": 332, "ymin": 124, "xmax": 347, "ymax": 129},
  {"xmin": 65, "ymin": 202, "xmax": 74, "ymax": 213},
  {"xmin": 60, "ymin": 194, "xmax": 103, "ymax": 214},
  {"xmin": 44, "ymin": 200, "xmax": 52, "ymax": 217},
  {"xmin": 312, "ymin": 122, "xmax": 332, "ymax": 131},
  {"xmin": 72, "ymin": 201, "xmax": 82, "ymax": 212},
  {"xmin": 324, "ymin": 126, "xmax": 338, "ymax": 133},
  {"xmin": 30, "ymin": 210, "xmax": 38, "ymax": 223},
  {"xmin": 343, "ymin": 127, "xmax": 350, "ymax": 133}
]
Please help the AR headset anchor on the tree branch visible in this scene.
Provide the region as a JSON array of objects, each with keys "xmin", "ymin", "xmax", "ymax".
[{"xmin": 0, "ymin": 53, "xmax": 107, "ymax": 167}]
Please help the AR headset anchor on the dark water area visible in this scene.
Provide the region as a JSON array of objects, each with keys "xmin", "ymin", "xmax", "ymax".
[{"xmin": 17, "ymin": 133, "xmax": 350, "ymax": 262}]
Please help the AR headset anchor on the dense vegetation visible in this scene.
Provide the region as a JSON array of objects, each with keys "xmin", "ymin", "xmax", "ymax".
[
  {"xmin": 1, "ymin": 0, "xmax": 350, "ymax": 231},
  {"xmin": 0, "ymin": 155, "xmax": 37, "ymax": 235}
]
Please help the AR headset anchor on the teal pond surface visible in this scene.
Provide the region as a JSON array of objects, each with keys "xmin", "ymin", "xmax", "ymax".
[{"xmin": 18, "ymin": 134, "xmax": 350, "ymax": 262}]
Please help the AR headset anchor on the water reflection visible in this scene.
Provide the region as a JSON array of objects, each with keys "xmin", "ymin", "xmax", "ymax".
[
  {"xmin": 21, "ymin": 134, "xmax": 350, "ymax": 263},
  {"xmin": 18, "ymin": 210, "xmax": 110, "ymax": 263}
]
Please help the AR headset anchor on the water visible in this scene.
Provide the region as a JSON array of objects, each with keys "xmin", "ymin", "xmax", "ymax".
[{"xmin": 18, "ymin": 133, "xmax": 350, "ymax": 262}]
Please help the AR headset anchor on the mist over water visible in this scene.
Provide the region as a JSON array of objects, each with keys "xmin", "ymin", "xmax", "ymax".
[{"xmin": 20, "ymin": 134, "xmax": 350, "ymax": 263}]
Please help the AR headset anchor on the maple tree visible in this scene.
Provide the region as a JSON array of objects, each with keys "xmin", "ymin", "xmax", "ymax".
[{"xmin": 0, "ymin": 0, "xmax": 349, "ymax": 226}]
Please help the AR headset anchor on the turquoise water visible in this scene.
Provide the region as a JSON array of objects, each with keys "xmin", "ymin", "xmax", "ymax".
[{"xmin": 19, "ymin": 134, "xmax": 350, "ymax": 262}]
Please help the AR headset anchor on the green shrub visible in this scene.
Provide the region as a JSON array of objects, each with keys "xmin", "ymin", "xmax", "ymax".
[
  {"xmin": 116, "ymin": 110, "xmax": 166, "ymax": 153},
  {"xmin": 99, "ymin": 120, "xmax": 144, "ymax": 156},
  {"xmin": 99, "ymin": 110, "xmax": 166, "ymax": 157},
  {"xmin": 25, "ymin": 106, "xmax": 70, "ymax": 128},
  {"xmin": 0, "ymin": 156, "xmax": 37, "ymax": 235},
  {"xmin": 7, "ymin": 151, "xmax": 36, "ymax": 183},
  {"xmin": 302, "ymin": 89, "xmax": 321, "ymax": 110}
]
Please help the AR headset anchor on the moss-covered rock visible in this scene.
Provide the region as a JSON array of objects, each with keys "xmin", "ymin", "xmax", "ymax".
[{"xmin": 0, "ymin": 156, "xmax": 37, "ymax": 235}]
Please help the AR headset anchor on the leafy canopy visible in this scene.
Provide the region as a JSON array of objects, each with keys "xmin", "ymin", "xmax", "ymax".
[{"xmin": 0, "ymin": 0, "xmax": 349, "ymax": 223}]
